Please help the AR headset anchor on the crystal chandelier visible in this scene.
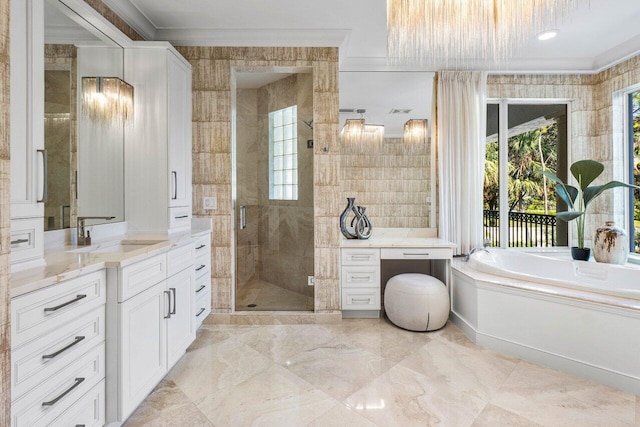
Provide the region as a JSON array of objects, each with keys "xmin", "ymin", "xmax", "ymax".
[
  {"xmin": 387, "ymin": 0, "xmax": 578, "ymax": 66},
  {"xmin": 82, "ymin": 77, "xmax": 134, "ymax": 126},
  {"xmin": 341, "ymin": 110, "xmax": 385, "ymax": 153},
  {"xmin": 403, "ymin": 119, "xmax": 428, "ymax": 152}
]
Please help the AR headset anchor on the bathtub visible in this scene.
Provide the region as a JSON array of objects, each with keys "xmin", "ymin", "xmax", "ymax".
[
  {"xmin": 468, "ymin": 248, "xmax": 640, "ymax": 301},
  {"xmin": 450, "ymin": 249, "xmax": 640, "ymax": 395}
]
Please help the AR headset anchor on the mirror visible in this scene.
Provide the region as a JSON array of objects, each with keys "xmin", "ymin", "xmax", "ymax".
[{"xmin": 44, "ymin": 0, "xmax": 125, "ymax": 231}]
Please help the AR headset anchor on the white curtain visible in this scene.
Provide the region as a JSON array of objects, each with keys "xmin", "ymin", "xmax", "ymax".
[{"xmin": 436, "ymin": 71, "xmax": 487, "ymax": 255}]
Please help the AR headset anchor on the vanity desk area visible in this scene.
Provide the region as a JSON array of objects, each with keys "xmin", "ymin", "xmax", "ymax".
[{"xmin": 341, "ymin": 228, "xmax": 456, "ymax": 318}]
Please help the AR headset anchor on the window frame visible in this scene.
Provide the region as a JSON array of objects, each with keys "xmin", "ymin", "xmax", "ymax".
[
  {"xmin": 621, "ymin": 84, "xmax": 640, "ymax": 262},
  {"xmin": 268, "ymin": 105, "xmax": 298, "ymax": 201},
  {"xmin": 486, "ymin": 98, "xmax": 572, "ymax": 249}
]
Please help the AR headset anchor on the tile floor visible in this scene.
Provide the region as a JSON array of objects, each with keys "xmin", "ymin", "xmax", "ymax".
[
  {"xmin": 124, "ymin": 318, "xmax": 639, "ymax": 426},
  {"xmin": 236, "ymin": 279, "xmax": 314, "ymax": 311}
]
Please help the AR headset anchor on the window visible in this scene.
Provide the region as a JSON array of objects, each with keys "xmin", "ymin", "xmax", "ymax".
[
  {"xmin": 269, "ymin": 105, "xmax": 298, "ymax": 200},
  {"xmin": 484, "ymin": 102, "xmax": 568, "ymax": 248},
  {"xmin": 629, "ymin": 90, "xmax": 640, "ymax": 253}
]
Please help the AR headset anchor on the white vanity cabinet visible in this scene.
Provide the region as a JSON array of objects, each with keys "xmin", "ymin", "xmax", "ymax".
[
  {"xmin": 193, "ymin": 232, "xmax": 212, "ymax": 328},
  {"xmin": 341, "ymin": 248, "xmax": 382, "ymax": 318},
  {"xmin": 10, "ymin": 270, "xmax": 107, "ymax": 427},
  {"xmin": 124, "ymin": 44, "xmax": 193, "ymax": 234},
  {"xmin": 10, "ymin": 0, "xmax": 46, "ymax": 271},
  {"xmin": 107, "ymin": 243, "xmax": 196, "ymax": 425}
]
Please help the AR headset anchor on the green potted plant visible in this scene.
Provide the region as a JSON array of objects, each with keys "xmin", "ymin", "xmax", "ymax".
[{"xmin": 542, "ymin": 160, "xmax": 638, "ymax": 260}]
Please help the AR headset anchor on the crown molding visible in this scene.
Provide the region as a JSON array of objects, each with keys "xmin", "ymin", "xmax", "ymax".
[
  {"xmin": 592, "ymin": 36, "xmax": 640, "ymax": 73},
  {"xmin": 102, "ymin": 0, "xmax": 157, "ymax": 40}
]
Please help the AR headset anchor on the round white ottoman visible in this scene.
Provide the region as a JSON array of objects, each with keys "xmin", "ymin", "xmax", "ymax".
[{"xmin": 384, "ymin": 273, "xmax": 450, "ymax": 332}]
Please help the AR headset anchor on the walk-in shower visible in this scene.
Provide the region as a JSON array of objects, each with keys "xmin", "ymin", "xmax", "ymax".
[{"xmin": 233, "ymin": 68, "xmax": 314, "ymax": 311}]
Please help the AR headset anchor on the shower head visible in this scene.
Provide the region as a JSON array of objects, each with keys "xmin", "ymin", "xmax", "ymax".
[{"xmin": 300, "ymin": 119, "xmax": 313, "ymax": 130}]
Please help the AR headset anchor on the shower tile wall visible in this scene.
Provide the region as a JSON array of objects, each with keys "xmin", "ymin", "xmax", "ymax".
[
  {"xmin": 340, "ymin": 137, "xmax": 431, "ymax": 228},
  {"xmin": 178, "ymin": 46, "xmax": 341, "ymax": 313},
  {"xmin": 256, "ymin": 74, "xmax": 314, "ymax": 298}
]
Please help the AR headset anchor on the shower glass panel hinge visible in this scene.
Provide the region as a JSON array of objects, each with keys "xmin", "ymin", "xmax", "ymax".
[{"xmin": 307, "ymin": 276, "xmax": 315, "ymax": 286}]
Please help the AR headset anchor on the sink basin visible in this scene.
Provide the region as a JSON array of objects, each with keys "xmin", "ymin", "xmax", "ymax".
[{"xmin": 69, "ymin": 240, "xmax": 165, "ymax": 254}]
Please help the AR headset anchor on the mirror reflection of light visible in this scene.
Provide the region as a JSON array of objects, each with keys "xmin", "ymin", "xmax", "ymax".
[{"xmin": 353, "ymin": 399, "xmax": 385, "ymax": 410}]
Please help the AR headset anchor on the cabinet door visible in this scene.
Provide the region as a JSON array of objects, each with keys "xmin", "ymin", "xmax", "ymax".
[
  {"xmin": 167, "ymin": 51, "xmax": 192, "ymax": 208},
  {"xmin": 10, "ymin": 0, "xmax": 45, "ymax": 219},
  {"xmin": 166, "ymin": 267, "xmax": 195, "ymax": 368},
  {"xmin": 119, "ymin": 282, "xmax": 167, "ymax": 421}
]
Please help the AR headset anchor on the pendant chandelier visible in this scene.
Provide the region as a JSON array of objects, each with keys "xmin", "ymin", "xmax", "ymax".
[
  {"xmin": 341, "ymin": 109, "xmax": 385, "ymax": 153},
  {"xmin": 387, "ymin": 0, "xmax": 578, "ymax": 66},
  {"xmin": 403, "ymin": 119, "xmax": 428, "ymax": 152},
  {"xmin": 82, "ymin": 77, "xmax": 134, "ymax": 126}
]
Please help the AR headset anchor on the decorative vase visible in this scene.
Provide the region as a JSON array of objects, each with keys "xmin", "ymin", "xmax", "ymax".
[
  {"xmin": 593, "ymin": 221, "xmax": 628, "ymax": 264},
  {"xmin": 355, "ymin": 206, "xmax": 372, "ymax": 239},
  {"xmin": 571, "ymin": 247, "xmax": 591, "ymax": 261},
  {"xmin": 339, "ymin": 197, "xmax": 358, "ymax": 239}
]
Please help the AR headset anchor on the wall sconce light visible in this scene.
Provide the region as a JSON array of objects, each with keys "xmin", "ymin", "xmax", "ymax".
[
  {"xmin": 341, "ymin": 109, "xmax": 384, "ymax": 153},
  {"xmin": 403, "ymin": 119, "xmax": 428, "ymax": 152},
  {"xmin": 81, "ymin": 76, "xmax": 134, "ymax": 126}
]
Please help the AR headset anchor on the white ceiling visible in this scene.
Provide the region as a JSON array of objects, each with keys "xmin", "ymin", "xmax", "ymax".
[
  {"xmin": 100, "ymin": 0, "xmax": 640, "ymax": 134},
  {"xmin": 104, "ymin": 0, "xmax": 640, "ymax": 73}
]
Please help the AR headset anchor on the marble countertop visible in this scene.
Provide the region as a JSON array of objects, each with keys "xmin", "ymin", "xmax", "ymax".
[
  {"xmin": 340, "ymin": 228, "xmax": 457, "ymax": 249},
  {"xmin": 11, "ymin": 224, "xmax": 212, "ymax": 299}
]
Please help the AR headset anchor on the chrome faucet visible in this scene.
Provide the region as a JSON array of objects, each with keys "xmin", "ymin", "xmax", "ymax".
[
  {"xmin": 463, "ymin": 241, "xmax": 491, "ymax": 262},
  {"xmin": 77, "ymin": 216, "xmax": 115, "ymax": 246}
]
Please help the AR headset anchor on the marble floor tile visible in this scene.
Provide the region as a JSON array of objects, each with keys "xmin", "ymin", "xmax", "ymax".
[
  {"xmin": 236, "ymin": 279, "xmax": 312, "ymax": 311},
  {"xmin": 124, "ymin": 379, "xmax": 213, "ymax": 427},
  {"xmin": 195, "ymin": 364, "xmax": 338, "ymax": 426},
  {"xmin": 490, "ymin": 361, "xmax": 636, "ymax": 426},
  {"xmin": 472, "ymin": 404, "xmax": 543, "ymax": 427},
  {"xmin": 307, "ymin": 402, "xmax": 379, "ymax": 427}
]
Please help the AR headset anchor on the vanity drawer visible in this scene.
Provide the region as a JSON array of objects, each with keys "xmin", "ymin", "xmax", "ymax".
[
  {"xmin": 194, "ymin": 235, "xmax": 211, "ymax": 255},
  {"xmin": 194, "ymin": 252, "xmax": 210, "ymax": 279},
  {"xmin": 381, "ymin": 247, "xmax": 453, "ymax": 260},
  {"xmin": 12, "ymin": 306, "xmax": 105, "ymax": 400},
  {"xmin": 168, "ymin": 243, "xmax": 195, "ymax": 276},
  {"xmin": 341, "ymin": 266, "xmax": 380, "ymax": 288},
  {"xmin": 168, "ymin": 206, "xmax": 191, "ymax": 231},
  {"xmin": 342, "ymin": 288, "xmax": 380, "ymax": 310},
  {"xmin": 10, "ymin": 218, "xmax": 44, "ymax": 265},
  {"xmin": 12, "ymin": 270, "xmax": 106, "ymax": 348},
  {"xmin": 49, "ymin": 379, "xmax": 105, "ymax": 427},
  {"xmin": 119, "ymin": 253, "xmax": 167, "ymax": 302},
  {"xmin": 11, "ymin": 342, "xmax": 105, "ymax": 427},
  {"xmin": 195, "ymin": 289, "xmax": 211, "ymax": 329},
  {"xmin": 194, "ymin": 274, "xmax": 210, "ymax": 299},
  {"xmin": 341, "ymin": 248, "xmax": 380, "ymax": 266}
]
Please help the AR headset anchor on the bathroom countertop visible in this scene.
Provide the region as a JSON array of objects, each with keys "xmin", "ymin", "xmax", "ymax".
[
  {"xmin": 11, "ymin": 224, "xmax": 212, "ymax": 299},
  {"xmin": 340, "ymin": 228, "xmax": 457, "ymax": 249}
]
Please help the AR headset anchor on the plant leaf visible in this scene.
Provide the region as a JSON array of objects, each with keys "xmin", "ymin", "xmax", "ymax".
[
  {"xmin": 570, "ymin": 160, "xmax": 604, "ymax": 190},
  {"xmin": 555, "ymin": 184, "xmax": 578, "ymax": 208},
  {"xmin": 541, "ymin": 170, "xmax": 563, "ymax": 185},
  {"xmin": 556, "ymin": 211, "xmax": 584, "ymax": 222},
  {"xmin": 583, "ymin": 180, "xmax": 639, "ymax": 206}
]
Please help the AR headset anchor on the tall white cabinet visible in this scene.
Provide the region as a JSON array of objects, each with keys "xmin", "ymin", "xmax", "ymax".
[
  {"xmin": 124, "ymin": 43, "xmax": 193, "ymax": 234},
  {"xmin": 10, "ymin": 0, "xmax": 45, "ymax": 271}
]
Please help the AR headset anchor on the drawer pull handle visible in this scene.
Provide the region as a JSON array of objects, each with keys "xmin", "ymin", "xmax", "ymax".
[
  {"xmin": 42, "ymin": 377, "xmax": 85, "ymax": 406},
  {"xmin": 170, "ymin": 288, "xmax": 177, "ymax": 315},
  {"xmin": 164, "ymin": 290, "xmax": 172, "ymax": 319},
  {"xmin": 351, "ymin": 255, "xmax": 371, "ymax": 260},
  {"xmin": 196, "ymin": 284, "xmax": 206, "ymax": 293},
  {"xmin": 351, "ymin": 298, "xmax": 371, "ymax": 304},
  {"xmin": 37, "ymin": 148, "xmax": 48, "ymax": 203},
  {"xmin": 42, "ymin": 336, "xmax": 86, "ymax": 360},
  {"xmin": 172, "ymin": 171, "xmax": 178, "ymax": 200},
  {"xmin": 403, "ymin": 252, "xmax": 430, "ymax": 256},
  {"xmin": 196, "ymin": 307, "xmax": 206, "ymax": 317},
  {"xmin": 195, "ymin": 264, "xmax": 206, "ymax": 272},
  {"xmin": 11, "ymin": 238, "xmax": 29, "ymax": 245},
  {"xmin": 44, "ymin": 294, "xmax": 87, "ymax": 312},
  {"xmin": 175, "ymin": 215, "xmax": 189, "ymax": 219},
  {"xmin": 196, "ymin": 244, "xmax": 206, "ymax": 250},
  {"xmin": 351, "ymin": 275, "xmax": 371, "ymax": 281}
]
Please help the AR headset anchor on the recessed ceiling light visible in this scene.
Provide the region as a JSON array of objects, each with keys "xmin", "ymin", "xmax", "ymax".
[{"xmin": 537, "ymin": 30, "xmax": 558, "ymax": 41}]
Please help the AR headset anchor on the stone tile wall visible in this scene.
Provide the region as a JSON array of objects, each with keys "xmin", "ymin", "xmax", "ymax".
[
  {"xmin": 176, "ymin": 47, "xmax": 340, "ymax": 313},
  {"xmin": 1, "ymin": 0, "xmax": 10, "ymax": 423},
  {"xmin": 488, "ymin": 58, "xmax": 640, "ymax": 245},
  {"xmin": 340, "ymin": 137, "xmax": 431, "ymax": 228}
]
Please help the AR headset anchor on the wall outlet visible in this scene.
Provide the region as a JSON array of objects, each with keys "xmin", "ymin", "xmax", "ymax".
[
  {"xmin": 203, "ymin": 196, "xmax": 217, "ymax": 210},
  {"xmin": 307, "ymin": 276, "xmax": 315, "ymax": 286}
]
